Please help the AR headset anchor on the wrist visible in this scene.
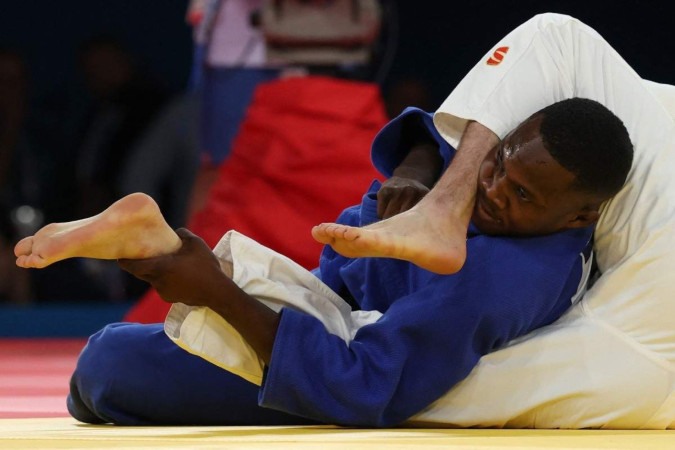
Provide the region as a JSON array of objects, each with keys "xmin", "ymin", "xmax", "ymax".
[{"xmin": 390, "ymin": 168, "xmax": 435, "ymax": 189}]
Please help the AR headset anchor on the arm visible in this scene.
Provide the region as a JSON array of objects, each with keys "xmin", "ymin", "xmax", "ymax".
[
  {"xmin": 261, "ymin": 230, "xmax": 589, "ymax": 426},
  {"xmin": 119, "ymin": 228, "xmax": 279, "ymax": 363}
]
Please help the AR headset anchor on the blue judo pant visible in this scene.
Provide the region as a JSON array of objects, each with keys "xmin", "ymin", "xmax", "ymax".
[{"xmin": 68, "ymin": 322, "xmax": 317, "ymax": 425}]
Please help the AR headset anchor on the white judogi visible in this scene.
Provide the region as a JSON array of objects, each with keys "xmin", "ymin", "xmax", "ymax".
[
  {"xmin": 420, "ymin": 13, "xmax": 675, "ymax": 429},
  {"xmin": 167, "ymin": 13, "xmax": 675, "ymax": 429}
]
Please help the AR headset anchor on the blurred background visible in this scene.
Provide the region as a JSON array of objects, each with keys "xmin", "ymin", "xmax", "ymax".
[{"xmin": 0, "ymin": 0, "xmax": 672, "ymax": 335}]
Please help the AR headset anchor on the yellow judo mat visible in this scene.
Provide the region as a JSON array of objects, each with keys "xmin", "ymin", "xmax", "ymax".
[{"xmin": 0, "ymin": 418, "xmax": 674, "ymax": 450}]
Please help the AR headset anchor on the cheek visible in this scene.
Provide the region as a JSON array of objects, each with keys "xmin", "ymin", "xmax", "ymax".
[{"xmin": 509, "ymin": 206, "xmax": 551, "ymax": 234}]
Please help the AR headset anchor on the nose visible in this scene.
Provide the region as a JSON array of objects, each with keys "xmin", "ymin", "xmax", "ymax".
[{"xmin": 484, "ymin": 176, "xmax": 507, "ymax": 210}]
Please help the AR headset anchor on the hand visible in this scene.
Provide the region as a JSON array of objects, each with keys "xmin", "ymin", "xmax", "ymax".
[
  {"xmin": 377, "ymin": 176, "xmax": 430, "ymax": 219},
  {"xmin": 118, "ymin": 228, "xmax": 225, "ymax": 308}
]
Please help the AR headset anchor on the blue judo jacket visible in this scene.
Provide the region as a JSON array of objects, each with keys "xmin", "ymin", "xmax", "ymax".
[{"xmin": 259, "ymin": 108, "xmax": 593, "ymax": 426}]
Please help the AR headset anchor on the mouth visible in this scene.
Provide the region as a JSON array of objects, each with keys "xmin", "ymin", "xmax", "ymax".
[{"xmin": 472, "ymin": 191, "xmax": 504, "ymax": 234}]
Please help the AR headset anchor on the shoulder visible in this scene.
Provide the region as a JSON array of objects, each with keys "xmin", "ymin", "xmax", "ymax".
[
  {"xmin": 467, "ymin": 224, "xmax": 593, "ymax": 267},
  {"xmin": 458, "ymin": 226, "xmax": 594, "ymax": 307}
]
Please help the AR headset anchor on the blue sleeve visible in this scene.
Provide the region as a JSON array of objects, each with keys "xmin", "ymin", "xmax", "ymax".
[
  {"xmin": 370, "ymin": 107, "xmax": 455, "ymax": 177},
  {"xmin": 258, "ymin": 229, "xmax": 591, "ymax": 426}
]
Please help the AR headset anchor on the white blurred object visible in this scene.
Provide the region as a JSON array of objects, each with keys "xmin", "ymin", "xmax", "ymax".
[
  {"xmin": 260, "ymin": 0, "xmax": 382, "ymax": 65},
  {"xmin": 10, "ymin": 205, "xmax": 44, "ymax": 238},
  {"xmin": 189, "ymin": 0, "xmax": 269, "ymax": 68}
]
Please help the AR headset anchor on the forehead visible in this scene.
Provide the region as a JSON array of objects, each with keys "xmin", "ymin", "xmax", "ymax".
[{"xmin": 505, "ymin": 116, "xmax": 578, "ymax": 199}]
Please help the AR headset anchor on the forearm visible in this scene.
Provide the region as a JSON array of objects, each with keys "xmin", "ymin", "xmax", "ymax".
[
  {"xmin": 118, "ymin": 228, "xmax": 281, "ymax": 364},
  {"xmin": 260, "ymin": 281, "xmax": 492, "ymax": 426},
  {"xmin": 207, "ymin": 277, "xmax": 280, "ymax": 364}
]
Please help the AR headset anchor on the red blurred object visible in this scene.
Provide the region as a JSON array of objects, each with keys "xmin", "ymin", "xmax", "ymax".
[
  {"xmin": 125, "ymin": 76, "xmax": 386, "ymax": 323},
  {"xmin": 0, "ymin": 339, "xmax": 86, "ymax": 418}
]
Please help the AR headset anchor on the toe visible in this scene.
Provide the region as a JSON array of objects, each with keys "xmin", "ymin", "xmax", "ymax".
[{"xmin": 14, "ymin": 236, "xmax": 33, "ymax": 257}]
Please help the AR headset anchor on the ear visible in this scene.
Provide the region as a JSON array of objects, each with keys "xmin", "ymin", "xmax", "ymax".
[{"xmin": 564, "ymin": 207, "xmax": 600, "ymax": 229}]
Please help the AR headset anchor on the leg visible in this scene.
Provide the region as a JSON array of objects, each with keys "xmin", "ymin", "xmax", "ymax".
[
  {"xmin": 68, "ymin": 322, "xmax": 317, "ymax": 425},
  {"xmin": 312, "ymin": 122, "xmax": 497, "ymax": 275},
  {"xmin": 14, "ymin": 193, "xmax": 181, "ymax": 269}
]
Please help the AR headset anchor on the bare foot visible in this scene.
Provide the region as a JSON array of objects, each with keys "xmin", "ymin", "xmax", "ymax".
[
  {"xmin": 312, "ymin": 202, "xmax": 467, "ymax": 275},
  {"xmin": 318, "ymin": 119, "xmax": 497, "ymax": 274},
  {"xmin": 15, "ymin": 193, "xmax": 181, "ymax": 269}
]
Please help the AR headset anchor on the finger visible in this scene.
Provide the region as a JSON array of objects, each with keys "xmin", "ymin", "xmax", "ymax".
[
  {"xmin": 381, "ymin": 200, "xmax": 402, "ymax": 219},
  {"xmin": 376, "ymin": 191, "xmax": 391, "ymax": 219},
  {"xmin": 117, "ymin": 258, "xmax": 142, "ymax": 275},
  {"xmin": 175, "ymin": 227, "xmax": 197, "ymax": 239},
  {"xmin": 117, "ymin": 258, "xmax": 158, "ymax": 282},
  {"xmin": 377, "ymin": 198, "xmax": 389, "ymax": 219},
  {"xmin": 401, "ymin": 197, "xmax": 419, "ymax": 215},
  {"xmin": 383, "ymin": 189, "xmax": 414, "ymax": 218},
  {"xmin": 174, "ymin": 227, "xmax": 212, "ymax": 254}
]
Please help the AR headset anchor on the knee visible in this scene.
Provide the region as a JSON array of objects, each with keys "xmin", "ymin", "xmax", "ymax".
[
  {"xmin": 68, "ymin": 322, "xmax": 163, "ymax": 424},
  {"xmin": 73, "ymin": 322, "xmax": 140, "ymax": 384},
  {"xmin": 68, "ymin": 324, "xmax": 122, "ymax": 423}
]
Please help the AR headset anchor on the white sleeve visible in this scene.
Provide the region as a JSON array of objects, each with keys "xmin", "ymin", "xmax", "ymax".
[{"xmin": 434, "ymin": 13, "xmax": 650, "ymax": 151}]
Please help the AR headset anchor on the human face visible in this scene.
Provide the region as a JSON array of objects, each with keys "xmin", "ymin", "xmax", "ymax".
[{"xmin": 472, "ymin": 115, "xmax": 596, "ymax": 236}]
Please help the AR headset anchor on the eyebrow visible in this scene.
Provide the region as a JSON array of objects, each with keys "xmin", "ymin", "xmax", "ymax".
[{"xmin": 501, "ymin": 142, "xmax": 547, "ymax": 207}]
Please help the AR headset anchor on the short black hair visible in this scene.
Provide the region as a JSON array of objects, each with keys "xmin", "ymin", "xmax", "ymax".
[{"xmin": 536, "ymin": 98, "xmax": 633, "ymax": 199}]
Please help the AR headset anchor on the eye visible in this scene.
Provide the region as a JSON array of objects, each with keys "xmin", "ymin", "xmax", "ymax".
[{"xmin": 516, "ymin": 186, "xmax": 530, "ymax": 201}]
